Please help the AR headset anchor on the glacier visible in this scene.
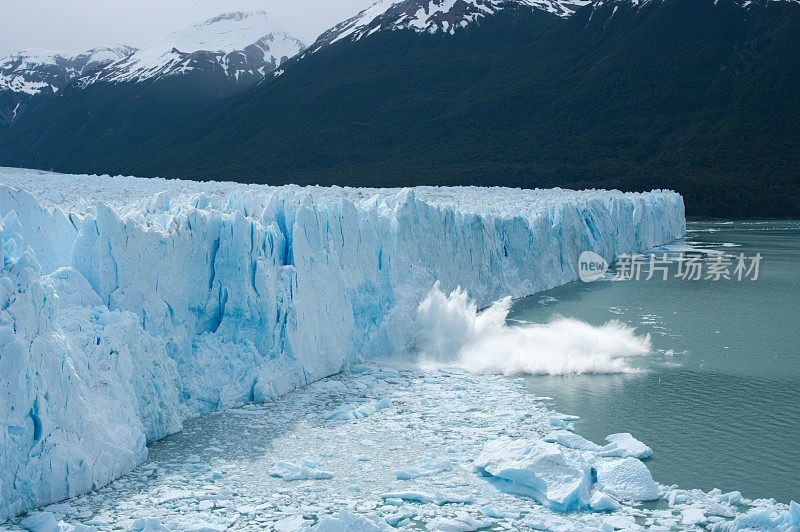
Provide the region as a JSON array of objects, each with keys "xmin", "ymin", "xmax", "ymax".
[{"xmin": 0, "ymin": 167, "xmax": 686, "ymax": 520}]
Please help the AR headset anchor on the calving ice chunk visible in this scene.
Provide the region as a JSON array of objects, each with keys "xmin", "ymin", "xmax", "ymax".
[
  {"xmin": 415, "ymin": 286, "xmax": 654, "ymax": 376},
  {"xmin": 0, "ymin": 168, "xmax": 686, "ymax": 518}
]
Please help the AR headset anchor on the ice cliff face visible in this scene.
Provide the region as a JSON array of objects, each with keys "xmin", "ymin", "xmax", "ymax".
[{"xmin": 0, "ymin": 168, "xmax": 685, "ymax": 519}]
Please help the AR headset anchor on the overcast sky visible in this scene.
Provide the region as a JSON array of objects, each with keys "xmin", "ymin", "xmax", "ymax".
[{"xmin": 0, "ymin": 0, "xmax": 376, "ymax": 58}]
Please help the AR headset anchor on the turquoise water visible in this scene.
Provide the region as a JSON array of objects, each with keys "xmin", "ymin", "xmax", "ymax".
[{"xmin": 510, "ymin": 221, "xmax": 800, "ymax": 503}]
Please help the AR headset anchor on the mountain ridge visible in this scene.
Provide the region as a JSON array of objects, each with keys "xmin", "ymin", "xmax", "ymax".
[
  {"xmin": 79, "ymin": 11, "xmax": 306, "ymax": 87},
  {"xmin": 0, "ymin": 10, "xmax": 310, "ymax": 161},
  {"xmin": 0, "ymin": 11, "xmax": 308, "ymax": 130},
  {"xmin": 0, "ymin": 45, "xmax": 135, "ymax": 128},
  {"xmin": 302, "ymin": 0, "xmax": 591, "ymax": 56}
]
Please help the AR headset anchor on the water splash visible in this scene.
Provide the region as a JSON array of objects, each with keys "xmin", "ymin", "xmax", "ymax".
[{"xmin": 414, "ymin": 283, "xmax": 651, "ymax": 375}]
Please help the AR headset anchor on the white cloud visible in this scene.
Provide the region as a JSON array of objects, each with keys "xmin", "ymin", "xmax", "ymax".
[{"xmin": 0, "ymin": 0, "xmax": 375, "ymax": 57}]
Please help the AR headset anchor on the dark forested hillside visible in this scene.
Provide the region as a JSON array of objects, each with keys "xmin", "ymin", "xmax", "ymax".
[{"xmin": 1, "ymin": 0, "xmax": 798, "ymax": 217}]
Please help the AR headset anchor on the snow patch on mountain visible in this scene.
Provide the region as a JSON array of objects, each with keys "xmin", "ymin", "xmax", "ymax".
[
  {"xmin": 304, "ymin": 0, "xmax": 591, "ymax": 55},
  {"xmin": 588, "ymin": 0, "xmax": 798, "ymax": 11},
  {"xmin": 737, "ymin": 0, "xmax": 800, "ymax": 7},
  {"xmin": 81, "ymin": 11, "xmax": 307, "ymax": 85}
]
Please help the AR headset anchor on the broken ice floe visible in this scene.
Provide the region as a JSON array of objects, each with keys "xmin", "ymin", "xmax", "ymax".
[
  {"xmin": 395, "ymin": 456, "xmax": 453, "ymax": 480},
  {"xmin": 3, "ymin": 365, "xmax": 796, "ymax": 532},
  {"xmin": 547, "ymin": 431, "xmax": 653, "ymax": 459},
  {"xmin": 380, "ymin": 491, "xmax": 474, "ymax": 506},
  {"xmin": 269, "ymin": 460, "xmax": 334, "ymax": 481},
  {"xmin": 324, "ymin": 398, "xmax": 393, "ymax": 421},
  {"xmin": 595, "ymin": 458, "xmax": 659, "ymax": 502},
  {"xmin": 597, "ymin": 433, "xmax": 653, "ymax": 459}
]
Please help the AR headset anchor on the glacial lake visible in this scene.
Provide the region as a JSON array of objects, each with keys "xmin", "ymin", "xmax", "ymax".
[{"xmin": 511, "ymin": 220, "xmax": 800, "ymax": 504}]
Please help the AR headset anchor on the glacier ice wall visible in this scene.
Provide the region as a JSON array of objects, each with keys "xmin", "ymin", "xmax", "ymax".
[{"xmin": 0, "ymin": 169, "xmax": 685, "ymax": 518}]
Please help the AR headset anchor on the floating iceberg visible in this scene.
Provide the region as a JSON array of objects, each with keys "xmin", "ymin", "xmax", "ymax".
[
  {"xmin": 589, "ymin": 491, "xmax": 621, "ymax": 512},
  {"xmin": 309, "ymin": 510, "xmax": 387, "ymax": 531},
  {"xmin": 594, "ymin": 457, "xmax": 659, "ymax": 502},
  {"xmin": 380, "ymin": 491, "xmax": 474, "ymax": 505},
  {"xmin": 268, "ymin": 459, "xmax": 334, "ymax": 481},
  {"xmin": 473, "ymin": 438, "xmax": 593, "ymax": 511},
  {"xmin": 546, "ymin": 430, "xmax": 601, "ymax": 451},
  {"xmin": 324, "ymin": 398, "xmax": 393, "ymax": 421},
  {"xmin": 273, "ymin": 515, "xmax": 312, "ymax": 532},
  {"xmin": 709, "ymin": 501, "xmax": 800, "ymax": 531},
  {"xmin": 597, "ymin": 433, "xmax": 653, "ymax": 459},
  {"xmin": 424, "ymin": 513, "xmax": 494, "ymax": 531},
  {"xmin": 395, "ymin": 456, "xmax": 453, "ymax": 480},
  {"xmin": 0, "ymin": 168, "xmax": 686, "ymax": 518},
  {"xmin": 682, "ymin": 506, "xmax": 708, "ymax": 526},
  {"xmin": 128, "ymin": 519, "xmax": 169, "ymax": 532},
  {"xmin": 474, "ymin": 436, "xmax": 659, "ymax": 510}
]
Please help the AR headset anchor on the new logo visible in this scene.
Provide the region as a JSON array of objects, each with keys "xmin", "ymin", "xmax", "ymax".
[{"xmin": 578, "ymin": 251, "xmax": 608, "ymax": 282}]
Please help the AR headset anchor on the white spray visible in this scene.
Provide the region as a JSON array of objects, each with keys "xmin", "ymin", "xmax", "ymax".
[{"xmin": 414, "ymin": 283, "xmax": 651, "ymax": 375}]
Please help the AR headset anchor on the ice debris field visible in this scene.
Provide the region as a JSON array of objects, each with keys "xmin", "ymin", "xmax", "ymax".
[{"xmin": 0, "ymin": 167, "xmax": 795, "ymax": 530}]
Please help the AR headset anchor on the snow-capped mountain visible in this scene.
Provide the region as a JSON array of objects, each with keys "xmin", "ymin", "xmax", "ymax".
[
  {"xmin": 304, "ymin": 0, "xmax": 590, "ymax": 54},
  {"xmin": 0, "ymin": 11, "xmax": 311, "ymax": 145},
  {"xmin": 81, "ymin": 11, "xmax": 307, "ymax": 86},
  {"xmin": 0, "ymin": 46, "xmax": 134, "ymax": 128},
  {"xmin": 0, "ymin": 46, "xmax": 135, "ymax": 96}
]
